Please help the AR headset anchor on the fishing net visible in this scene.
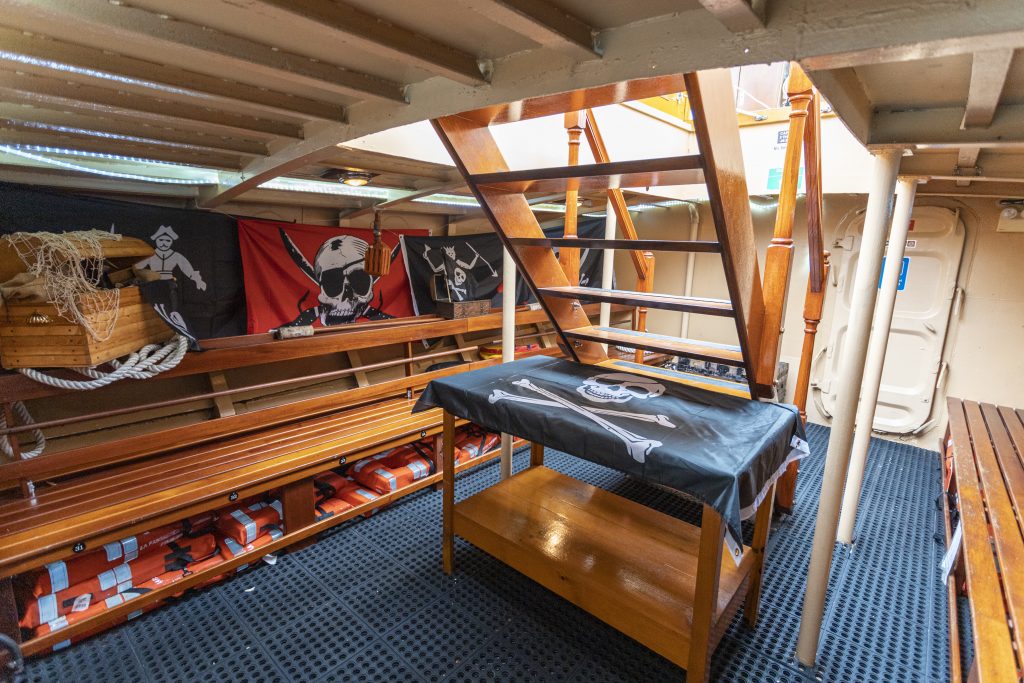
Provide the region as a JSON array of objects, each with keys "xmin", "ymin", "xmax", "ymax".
[{"xmin": 1, "ymin": 229, "xmax": 121, "ymax": 341}]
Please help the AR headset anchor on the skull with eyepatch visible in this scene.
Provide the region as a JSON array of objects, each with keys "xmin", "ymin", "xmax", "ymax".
[{"xmin": 278, "ymin": 228, "xmax": 399, "ymax": 327}]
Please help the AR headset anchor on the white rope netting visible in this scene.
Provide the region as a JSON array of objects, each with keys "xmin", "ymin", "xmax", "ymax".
[{"xmin": 2, "ymin": 229, "xmax": 122, "ymax": 341}]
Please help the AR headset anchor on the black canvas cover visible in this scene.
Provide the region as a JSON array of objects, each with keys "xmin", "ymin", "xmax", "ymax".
[
  {"xmin": 414, "ymin": 356, "xmax": 806, "ymax": 553},
  {"xmin": 0, "ymin": 182, "xmax": 244, "ymax": 339}
]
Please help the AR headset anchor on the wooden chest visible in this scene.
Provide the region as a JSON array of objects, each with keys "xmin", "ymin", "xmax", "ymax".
[
  {"xmin": 435, "ymin": 300, "xmax": 490, "ymax": 319},
  {"xmin": 0, "ymin": 287, "xmax": 173, "ymax": 369}
]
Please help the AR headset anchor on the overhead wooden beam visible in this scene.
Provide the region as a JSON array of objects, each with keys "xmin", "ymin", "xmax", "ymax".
[
  {"xmin": 0, "ymin": 129, "xmax": 245, "ymax": 170},
  {"xmin": 0, "ymin": 72, "xmax": 302, "ymax": 140},
  {"xmin": 870, "ymin": 103, "xmax": 1024, "ymax": 148},
  {"xmin": 0, "ymin": 110, "xmax": 268, "ymax": 157},
  {"xmin": 253, "ymin": 0, "xmax": 486, "ymax": 85},
  {"xmin": 465, "ymin": 0, "xmax": 599, "ymax": 57},
  {"xmin": 0, "ymin": 164, "xmax": 200, "ymax": 198},
  {"xmin": 698, "ymin": 0, "xmax": 766, "ymax": 32},
  {"xmin": 343, "ymin": 180, "xmax": 466, "ymax": 219},
  {"xmin": 0, "ymin": 27, "xmax": 345, "ymax": 122},
  {"xmin": 962, "ymin": 49, "xmax": 1016, "ymax": 128},
  {"xmin": 0, "ymin": 0, "xmax": 407, "ymax": 103}
]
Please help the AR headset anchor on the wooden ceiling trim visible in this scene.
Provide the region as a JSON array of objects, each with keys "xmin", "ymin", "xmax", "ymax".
[
  {"xmin": 462, "ymin": 0, "xmax": 599, "ymax": 58},
  {"xmin": 0, "ymin": 27, "xmax": 346, "ymax": 122},
  {"xmin": 962, "ymin": 49, "xmax": 1016, "ymax": 129},
  {"xmin": 697, "ymin": 0, "xmax": 766, "ymax": 33},
  {"xmin": 0, "ymin": 72, "xmax": 303, "ymax": 139},
  {"xmin": 2, "ymin": 0, "xmax": 408, "ymax": 103},
  {"xmin": 0, "ymin": 112, "xmax": 268, "ymax": 157},
  {"xmin": 0, "ymin": 129, "xmax": 245, "ymax": 170},
  {"xmin": 252, "ymin": 0, "xmax": 488, "ymax": 86}
]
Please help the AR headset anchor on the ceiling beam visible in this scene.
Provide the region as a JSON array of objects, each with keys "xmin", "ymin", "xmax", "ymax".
[
  {"xmin": 916, "ymin": 178, "xmax": 1024, "ymax": 198},
  {"xmin": 870, "ymin": 103, "xmax": 1024, "ymax": 148},
  {"xmin": 0, "ymin": 0, "xmax": 407, "ymax": 103},
  {"xmin": 0, "ymin": 27, "xmax": 345, "ymax": 122},
  {"xmin": 463, "ymin": 0, "xmax": 599, "ymax": 57},
  {"xmin": 0, "ymin": 110, "xmax": 268, "ymax": 157},
  {"xmin": 0, "ymin": 72, "xmax": 302, "ymax": 140},
  {"xmin": 252, "ymin": 0, "xmax": 487, "ymax": 85},
  {"xmin": 0, "ymin": 163, "xmax": 200, "ymax": 198},
  {"xmin": 802, "ymin": 67, "xmax": 872, "ymax": 142},
  {"xmin": 962, "ymin": 49, "xmax": 1016, "ymax": 128},
  {"xmin": 698, "ymin": 0, "xmax": 766, "ymax": 33},
  {"xmin": 343, "ymin": 180, "xmax": 467, "ymax": 219},
  {"xmin": 799, "ymin": 29, "xmax": 1024, "ymax": 71},
  {"xmin": 202, "ymin": 0, "xmax": 1024, "ymax": 207},
  {"xmin": 0, "ymin": 129, "xmax": 244, "ymax": 170}
]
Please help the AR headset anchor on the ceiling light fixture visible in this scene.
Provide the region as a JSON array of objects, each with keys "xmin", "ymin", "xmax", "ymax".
[{"xmin": 340, "ymin": 171, "xmax": 374, "ymax": 187}]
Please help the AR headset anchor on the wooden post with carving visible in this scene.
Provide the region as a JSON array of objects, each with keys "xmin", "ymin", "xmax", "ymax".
[{"xmin": 560, "ymin": 111, "xmax": 586, "ymax": 286}]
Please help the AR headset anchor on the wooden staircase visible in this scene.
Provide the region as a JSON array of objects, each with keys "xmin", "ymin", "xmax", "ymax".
[{"xmin": 432, "ymin": 70, "xmax": 772, "ymax": 397}]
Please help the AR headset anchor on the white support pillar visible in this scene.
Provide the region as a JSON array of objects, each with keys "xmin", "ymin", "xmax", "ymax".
[
  {"xmin": 795, "ymin": 149, "xmax": 902, "ymax": 667},
  {"xmin": 599, "ymin": 198, "xmax": 616, "ymax": 330},
  {"xmin": 836, "ymin": 176, "xmax": 920, "ymax": 544},
  {"xmin": 499, "ymin": 246, "xmax": 515, "ymax": 480}
]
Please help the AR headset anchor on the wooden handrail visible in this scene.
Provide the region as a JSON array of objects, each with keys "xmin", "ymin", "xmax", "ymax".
[{"xmin": 560, "ymin": 110, "xmax": 585, "ymax": 286}]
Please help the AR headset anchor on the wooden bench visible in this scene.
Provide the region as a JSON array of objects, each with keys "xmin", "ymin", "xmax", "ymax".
[
  {"xmin": 0, "ymin": 304, "xmax": 621, "ymax": 657},
  {"xmin": 944, "ymin": 397, "xmax": 1024, "ymax": 682}
]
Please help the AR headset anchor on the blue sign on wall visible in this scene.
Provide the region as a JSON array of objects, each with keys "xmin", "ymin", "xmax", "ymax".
[{"xmin": 879, "ymin": 256, "xmax": 910, "ymax": 291}]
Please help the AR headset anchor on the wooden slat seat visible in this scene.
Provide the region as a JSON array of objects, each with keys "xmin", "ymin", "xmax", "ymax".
[
  {"xmin": 0, "ymin": 395, "xmax": 455, "ymax": 580},
  {"xmin": 945, "ymin": 397, "xmax": 1024, "ymax": 682}
]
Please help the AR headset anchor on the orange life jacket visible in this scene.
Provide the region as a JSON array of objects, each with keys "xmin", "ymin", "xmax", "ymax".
[
  {"xmin": 453, "ymin": 427, "xmax": 501, "ymax": 463},
  {"xmin": 314, "ymin": 496, "xmax": 354, "ymax": 521},
  {"xmin": 215, "ymin": 524, "xmax": 285, "ymax": 573},
  {"xmin": 20, "ymin": 533, "xmax": 218, "ymax": 629},
  {"xmin": 350, "ymin": 442, "xmax": 433, "ymax": 494},
  {"xmin": 31, "ymin": 523, "xmax": 186, "ymax": 597},
  {"xmin": 216, "ymin": 500, "xmax": 283, "ymax": 546},
  {"xmin": 33, "ymin": 553, "xmax": 225, "ymax": 650}
]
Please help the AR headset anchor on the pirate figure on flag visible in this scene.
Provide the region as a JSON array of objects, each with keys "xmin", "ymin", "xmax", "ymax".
[
  {"xmin": 137, "ymin": 225, "xmax": 207, "ymax": 291},
  {"xmin": 279, "ymin": 228, "xmax": 399, "ymax": 327},
  {"xmin": 421, "ymin": 242, "xmax": 497, "ymax": 301}
]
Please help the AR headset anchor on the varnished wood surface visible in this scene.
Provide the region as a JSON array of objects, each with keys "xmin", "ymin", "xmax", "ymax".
[
  {"xmin": 0, "ymin": 304, "xmax": 616, "ymax": 403},
  {"xmin": 687, "ymin": 503, "xmax": 726, "ymax": 682},
  {"xmin": 457, "ymin": 74, "xmax": 688, "ymax": 126},
  {"xmin": 508, "ymin": 237, "xmax": 721, "ymax": 253},
  {"xmin": 471, "ymin": 156, "xmax": 704, "ymax": 194},
  {"xmin": 453, "ymin": 466, "xmax": 752, "ymax": 670},
  {"xmin": 684, "ymin": 70, "xmax": 766, "ymax": 395},
  {"xmin": 0, "ymin": 398, "xmax": 466, "ymax": 579},
  {"xmin": 540, "ymin": 286, "xmax": 734, "ymax": 317},
  {"xmin": 0, "ymin": 358, "xmax": 498, "ymax": 488},
  {"xmin": 564, "ymin": 325, "xmax": 743, "ymax": 365},
  {"xmin": 15, "ymin": 441, "xmax": 507, "ymax": 656},
  {"xmin": 947, "ymin": 397, "xmax": 1021, "ymax": 682}
]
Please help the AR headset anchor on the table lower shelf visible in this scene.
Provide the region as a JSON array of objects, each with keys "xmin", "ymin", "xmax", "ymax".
[{"xmin": 453, "ymin": 466, "xmax": 754, "ymax": 668}]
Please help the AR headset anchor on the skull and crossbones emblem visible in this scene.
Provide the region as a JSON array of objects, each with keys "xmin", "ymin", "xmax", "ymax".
[
  {"xmin": 422, "ymin": 242, "xmax": 497, "ymax": 301},
  {"xmin": 278, "ymin": 228, "xmax": 399, "ymax": 327},
  {"xmin": 488, "ymin": 374, "xmax": 674, "ymax": 463}
]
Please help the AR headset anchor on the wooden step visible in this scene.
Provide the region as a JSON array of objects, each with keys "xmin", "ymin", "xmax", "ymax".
[
  {"xmin": 454, "ymin": 466, "xmax": 752, "ymax": 669},
  {"xmin": 508, "ymin": 237, "xmax": 722, "ymax": 253},
  {"xmin": 470, "ymin": 156, "xmax": 704, "ymax": 194},
  {"xmin": 539, "ymin": 286, "xmax": 734, "ymax": 317},
  {"xmin": 564, "ymin": 325, "xmax": 743, "ymax": 365}
]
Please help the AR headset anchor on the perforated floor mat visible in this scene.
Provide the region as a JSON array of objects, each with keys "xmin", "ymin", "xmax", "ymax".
[{"xmin": 25, "ymin": 423, "xmax": 950, "ymax": 682}]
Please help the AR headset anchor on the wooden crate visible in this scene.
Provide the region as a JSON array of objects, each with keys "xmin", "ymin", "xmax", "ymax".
[
  {"xmin": 435, "ymin": 300, "xmax": 489, "ymax": 319},
  {"xmin": 0, "ymin": 287, "xmax": 173, "ymax": 369}
]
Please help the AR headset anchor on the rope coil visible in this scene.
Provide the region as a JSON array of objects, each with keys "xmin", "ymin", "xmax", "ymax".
[{"xmin": 4, "ymin": 335, "xmax": 189, "ymax": 460}]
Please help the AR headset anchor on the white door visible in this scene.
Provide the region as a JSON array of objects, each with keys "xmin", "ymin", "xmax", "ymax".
[{"xmin": 817, "ymin": 206, "xmax": 965, "ymax": 434}]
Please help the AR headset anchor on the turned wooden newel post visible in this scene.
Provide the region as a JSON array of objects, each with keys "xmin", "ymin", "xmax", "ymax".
[{"xmin": 560, "ymin": 111, "xmax": 586, "ymax": 286}]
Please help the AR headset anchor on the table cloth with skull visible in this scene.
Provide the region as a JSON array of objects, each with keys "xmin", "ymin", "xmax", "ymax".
[{"xmin": 414, "ymin": 355, "xmax": 806, "ymax": 554}]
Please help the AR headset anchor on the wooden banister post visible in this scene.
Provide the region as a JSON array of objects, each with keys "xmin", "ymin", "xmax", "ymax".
[
  {"xmin": 633, "ymin": 252, "xmax": 655, "ymax": 364},
  {"xmin": 756, "ymin": 64, "xmax": 815, "ymax": 389},
  {"xmin": 775, "ymin": 253, "xmax": 830, "ymax": 512},
  {"xmin": 560, "ymin": 111, "xmax": 586, "ymax": 286},
  {"xmin": 442, "ymin": 410, "xmax": 456, "ymax": 574}
]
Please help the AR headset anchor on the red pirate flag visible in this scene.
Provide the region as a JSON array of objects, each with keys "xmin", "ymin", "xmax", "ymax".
[{"xmin": 238, "ymin": 219, "xmax": 426, "ymax": 333}]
